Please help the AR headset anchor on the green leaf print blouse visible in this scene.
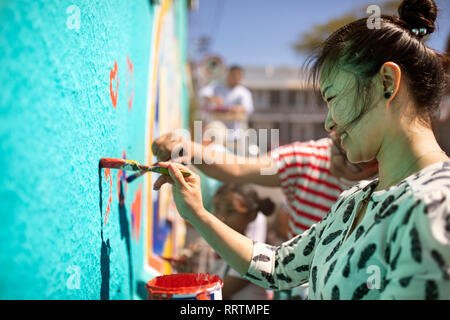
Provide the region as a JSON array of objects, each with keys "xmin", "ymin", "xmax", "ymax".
[{"xmin": 243, "ymin": 161, "xmax": 450, "ymax": 299}]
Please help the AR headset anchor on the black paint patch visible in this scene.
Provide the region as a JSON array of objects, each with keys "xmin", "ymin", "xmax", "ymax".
[
  {"xmin": 324, "ymin": 260, "xmax": 337, "ymax": 285},
  {"xmin": 351, "ymin": 282, "xmax": 370, "ymax": 300},
  {"xmin": 311, "ymin": 266, "xmax": 318, "ymax": 294},
  {"xmin": 281, "ymin": 253, "xmax": 295, "ymax": 265},
  {"xmin": 380, "ymin": 277, "xmax": 391, "ymax": 293},
  {"xmin": 118, "ymin": 179, "xmax": 133, "ymax": 297},
  {"xmin": 384, "ymin": 244, "xmax": 391, "ymax": 264},
  {"xmin": 423, "ymin": 175, "xmax": 450, "ymax": 185},
  {"xmin": 399, "ymin": 276, "xmax": 413, "ymax": 288},
  {"xmin": 325, "ymin": 241, "xmax": 341, "ymax": 263},
  {"xmin": 245, "ymin": 273, "xmax": 262, "ymax": 282},
  {"xmin": 402, "ymin": 200, "xmax": 421, "ymax": 225},
  {"xmin": 378, "ymin": 195, "xmax": 395, "ymax": 214},
  {"xmin": 391, "ymin": 227, "xmax": 399, "ymax": 243},
  {"xmin": 99, "ymin": 166, "xmax": 110, "ymax": 300},
  {"xmin": 343, "ymin": 198, "xmax": 355, "ymax": 223},
  {"xmin": 410, "ymin": 226, "xmax": 422, "ymax": 263},
  {"xmin": 295, "ymin": 265, "xmax": 309, "ymax": 273},
  {"xmin": 303, "ymin": 236, "xmax": 316, "ymax": 256},
  {"xmin": 390, "ymin": 248, "xmax": 402, "ymax": 271},
  {"xmin": 276, "ymin": 273, "xmax": 292, "ymax": 283},
  {"xmin": 425, "ymin": 280, "xmax": 439, "ymax": 300},
  {"xmin": 322, "ymin": 230, "xmax": 343, "ymax": 246},
  {"xmin": 431, "ymin": 249, "xmax": 450, "ymax": 280},
  {"xmin": 343, "ymin": 248, "xmax": 355, "ymax": 278},
  {"xmin": 253, "ymin": 254, "xmax": 271, "ymax": 262},
  {"xmin": 355, "ymin": 226, "xmax": 365, "ymax": 241},
  {"xmin": 424, "ymin": 196, "xmax": 446, "ymax": 214},
  {"xmin": 100, "ymin": 233, "xmax": 110, "ymax": 300},
  {"xmin": 260, "ymin": 271, "xmax": 275, "ymax": 284},
  {"xmin": 331, "ymin": 285, "xmax": 340, "ymax": 300},
  {"xmin": 357, "ymin": 243, "xmax": 377, "ymax": 269}
]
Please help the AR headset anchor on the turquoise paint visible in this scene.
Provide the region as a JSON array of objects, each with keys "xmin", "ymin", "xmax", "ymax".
[{"xmin": 0, "ymin": 0, "xmax": 188, "ymax": 299}]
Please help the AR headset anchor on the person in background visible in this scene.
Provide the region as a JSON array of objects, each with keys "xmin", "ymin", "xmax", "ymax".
[
  {"xmin": 155, "ymin": 0, "xmax": 450, "ymax": 299},
  {"xmin": 198, "ymin": 120, "xmax": 228, "ymax": 212},
  {"xmin": 153, "ymin": 130, "xmax": 378, "ymax": 238},
  {"xmin": 199, "ymin": 65, "xmax": 254, "ymax": 143},
  {"xmin": 210, "ymin": 184, "xmax": 275, "ymax": 300},
  {"xmin": 166, "ymin": 183, "xmax": 275, "ymax": 300}
]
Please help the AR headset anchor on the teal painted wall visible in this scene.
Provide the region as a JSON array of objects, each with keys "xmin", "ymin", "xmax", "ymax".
[{"xmin": 0, "ymin": 0, "xmax": 188, "ymax": 299}]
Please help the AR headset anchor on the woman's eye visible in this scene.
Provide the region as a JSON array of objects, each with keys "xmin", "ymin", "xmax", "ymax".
[{"xmin": 327, "ymin": 96, "xmax": 336, "ymax": 103}]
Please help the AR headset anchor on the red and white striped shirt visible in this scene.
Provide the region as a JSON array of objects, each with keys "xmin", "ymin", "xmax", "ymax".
[{"xmin": 270, "ymin": 138, "xmax": 355, "ymax": 238}]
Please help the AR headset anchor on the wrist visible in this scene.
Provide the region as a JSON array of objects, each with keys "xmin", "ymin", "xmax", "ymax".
[{"xmin": 187, "ymin": 207, "xmax": 210, "ymax": 227}]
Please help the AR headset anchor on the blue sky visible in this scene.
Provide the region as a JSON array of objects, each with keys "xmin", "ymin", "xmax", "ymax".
[{"xmin": 188, "ymin": 0, "xmax": 450, "ymax": 67}]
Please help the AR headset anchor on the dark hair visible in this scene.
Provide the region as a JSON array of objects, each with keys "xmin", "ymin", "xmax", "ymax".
[
  {"xmin": 306, "ymin": 0, "xmax": 447, "ymax": 130},
  {"xmin": 214, "ymin": 184, "xmax": 275, "ymax": 217},
  {"xmin": 229, "ymin": 65, "xmax": 244, "ymax": 73}
]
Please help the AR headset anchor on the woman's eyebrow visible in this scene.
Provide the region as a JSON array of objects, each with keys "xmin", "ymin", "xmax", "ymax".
[{"xmin": 321, "ymin": 85, "xmax": 333, "ymax": 98}]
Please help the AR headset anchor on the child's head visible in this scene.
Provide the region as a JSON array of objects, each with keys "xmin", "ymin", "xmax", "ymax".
[{"xmin": 213, "ymin": 184, "xmax": 275, "ymax": 233}]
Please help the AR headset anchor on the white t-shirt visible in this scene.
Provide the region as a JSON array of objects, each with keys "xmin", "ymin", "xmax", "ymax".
[
  {"xmin": 199, "ymin": 82, "xmax": 254, "ymax": 133},
  {"xmin": 211, "ymin": 212, "xmax": 268, "ymax": 300}
]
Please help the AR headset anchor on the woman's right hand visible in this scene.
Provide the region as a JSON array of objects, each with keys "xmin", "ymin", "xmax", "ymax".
[
  {"xmin": 153, "ymin": 162, "xmax": 205, "ymax": 223},
  {"xmin": 151, "ymin": 132, "xmax": 192, "ymax": 163}
]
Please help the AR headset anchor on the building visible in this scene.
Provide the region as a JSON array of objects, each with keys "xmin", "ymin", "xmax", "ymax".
[{"xmin": 242, "ymin": 65, "xmax": 329, "ymax": 148}]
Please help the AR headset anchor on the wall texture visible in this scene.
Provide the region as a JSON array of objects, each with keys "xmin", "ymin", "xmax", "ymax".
[{"xmin": 0, "ymin": 0, "xmax": 188, "ymax": 299}]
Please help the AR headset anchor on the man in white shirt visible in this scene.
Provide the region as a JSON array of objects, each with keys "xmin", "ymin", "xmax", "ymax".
[{"xmin": 199, "ymin": 65, "xmax": 254, "ymax": 142}]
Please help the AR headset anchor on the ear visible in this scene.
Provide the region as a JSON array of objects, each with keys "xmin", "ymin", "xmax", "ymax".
[{"xmin": 378, "ymin": 62, "xmax": 402, "ymax": 101}]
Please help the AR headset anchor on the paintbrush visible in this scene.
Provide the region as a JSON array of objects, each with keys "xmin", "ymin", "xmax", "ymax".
[
  {"xmin": 99, "ymin": 158, "xmax": 191, "ymax": 178},
  {"xmin": 125, "ymin": 171, "xmax": 146, "ymax": 183}
]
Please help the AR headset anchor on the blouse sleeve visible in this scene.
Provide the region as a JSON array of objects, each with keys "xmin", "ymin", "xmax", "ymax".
[
  {"xmin": 379, "ymin": 188, "xmax": 450, "ymax": 299},
  {"xmin": 242, "ymin": 210, "xmax": 332, "ymax": 290}
]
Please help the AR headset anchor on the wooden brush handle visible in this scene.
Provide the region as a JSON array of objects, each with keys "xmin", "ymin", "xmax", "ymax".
[{"xmin": 100, "ymin": 158, "xmax": 191, "ymax": 177}]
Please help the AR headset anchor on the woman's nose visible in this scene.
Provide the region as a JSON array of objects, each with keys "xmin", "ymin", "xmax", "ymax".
[{"xmin": 324, "ymin": 110, "xmax": 336, "ymax": 132}]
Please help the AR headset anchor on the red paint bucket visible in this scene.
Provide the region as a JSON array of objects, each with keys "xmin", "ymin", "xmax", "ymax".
[{"xmin": 146, "ymin": 273, "xmax": 224, "ymax": 300}]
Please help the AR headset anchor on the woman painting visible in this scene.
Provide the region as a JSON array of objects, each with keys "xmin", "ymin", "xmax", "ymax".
[{"xmin": 153, "ymin": 0, "xmax": 450, "ymax": 299}]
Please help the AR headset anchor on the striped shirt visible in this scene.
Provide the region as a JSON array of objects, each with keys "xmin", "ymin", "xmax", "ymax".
[{"xmin": 270, "ymin": 138, "xmax": 355, "ymax": 238}]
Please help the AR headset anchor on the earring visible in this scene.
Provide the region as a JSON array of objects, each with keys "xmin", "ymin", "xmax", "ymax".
[
  {"xmin": 384, "ymin": 87, "xmax": 395, "ymax": 99},
  {"xmin": 384, "ymin": 91, "xmax": 392, "ymax": 99}
]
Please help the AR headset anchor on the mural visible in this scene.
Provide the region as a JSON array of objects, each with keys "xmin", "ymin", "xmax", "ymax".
[
  {"xmin": 144, "ymin": 0, "xmax": 188, "ymax": 275},
  {"xmin": 0, "ymin": 0, "xmax": 189, "ymax": 299}
]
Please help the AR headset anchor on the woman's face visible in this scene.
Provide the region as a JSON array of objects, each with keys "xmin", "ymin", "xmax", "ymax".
[{"xmin": 320, "ymin": 67, "xmax": 387, "ymax": 164}]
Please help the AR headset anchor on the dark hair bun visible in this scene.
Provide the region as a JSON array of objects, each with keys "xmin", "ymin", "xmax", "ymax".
[
  {"xmin": 258, "ymin": 198, "xmax": 275, "ymax": 216},
  {"xmin": 398, "ymin": 0, "xmax": 438, "ymax": 34}
]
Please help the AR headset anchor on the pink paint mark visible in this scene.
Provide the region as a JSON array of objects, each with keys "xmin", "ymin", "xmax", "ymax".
[
  {"xmin": 126, "ymin": 56, "xmax": 134, "ymax": 111},
  {"xmin": 131, "ymin": 185, "xmax": 142, "ymax": 240},
  {"xmin": 104, "ymin": 168, "xmax": 113, "ymax": 225},
  {"xmin": 109, "ymin": 60, "xmax": 119, "ymax": 108}
]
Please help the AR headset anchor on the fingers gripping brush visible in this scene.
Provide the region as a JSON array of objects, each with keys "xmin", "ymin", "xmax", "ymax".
[{"xmin": 99, "ymin": 158, "xmax": 191, "ymax": 182}]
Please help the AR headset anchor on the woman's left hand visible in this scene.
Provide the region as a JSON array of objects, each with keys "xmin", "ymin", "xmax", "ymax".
[{"xmin": 153, "ymin": 162, "xmax": 204, "ymax": 223}]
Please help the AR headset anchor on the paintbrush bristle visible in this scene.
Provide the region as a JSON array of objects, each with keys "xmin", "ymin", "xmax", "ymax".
[{"xmin": 99, "ymin": 158, "xmax": 127, "ymax": 169}]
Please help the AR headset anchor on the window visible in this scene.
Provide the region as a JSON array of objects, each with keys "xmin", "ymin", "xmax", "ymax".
[
  {"xmin": 287, "ymin": 90, "xmax": 296, "ymax": 106},
  {"xmin": 303, "ymin": 90, "xmax": 309, "ymax": 105},
  {"xmin": 269, "ymin": 90, "xmax": 281, "ymax": 106}
]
